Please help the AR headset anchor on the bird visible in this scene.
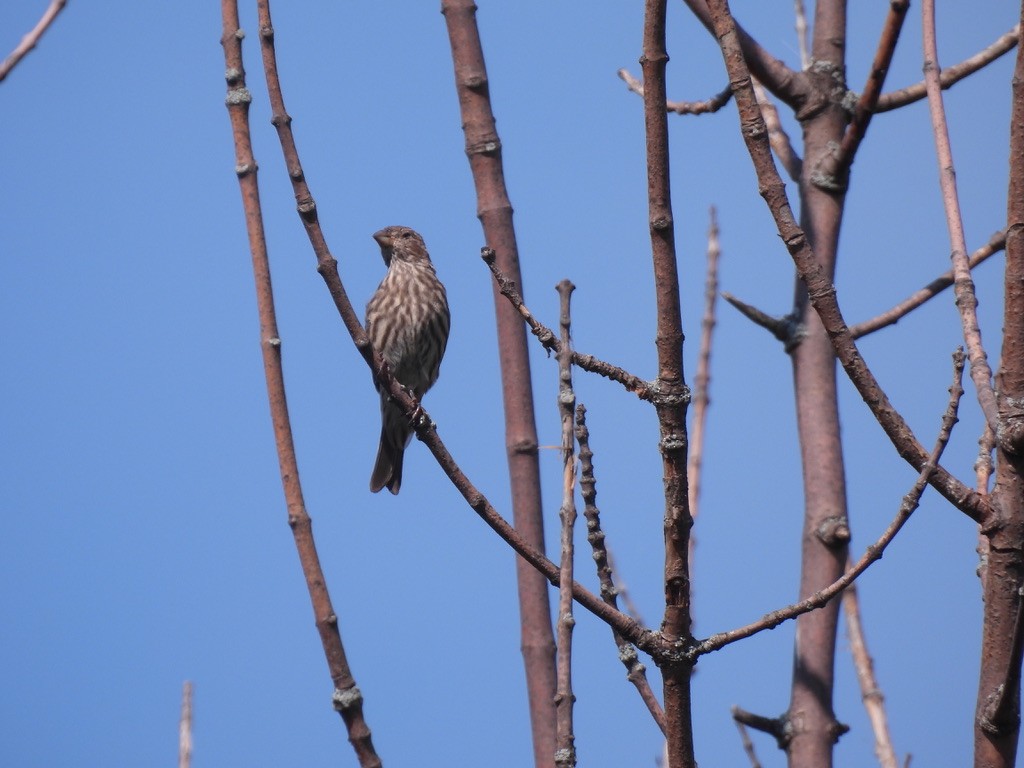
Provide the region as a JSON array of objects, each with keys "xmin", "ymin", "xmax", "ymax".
[{"xmin": 365, "ymin": 226, "xmax": 450, "ymax": 494}]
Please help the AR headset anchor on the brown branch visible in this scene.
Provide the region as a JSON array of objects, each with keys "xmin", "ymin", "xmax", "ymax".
[
  {"xmin": 223, "ymin": 5, "xmax": 380, "ymax": 765},
  {"xmin": 752, "ymin": 80, "xmax": 802, "ymax": 182},
  {"xmin": 554, "ymin": 280, "xmax": 577, "ymax": 768},
  {"xmin": 722, "ymin": 291, "xmax": 801, "ymax": 348},
  {"xmin": 178, "ymin": 681, "xmax": 193, "ymax": 768},
  {"xmin": 849, "ymin": 231, "xmax": 1006, "ymax": 339},
  {"xmin": 0, "ymin": 0, "xmax": 67, "ymax": 83},
  {"xmin": 702, "ymin": 0, "xmax": 988, "ymax": 524},
  {"xmin": 617, "ymin": 69, "xmax": 733, "ymax": 115},
  {"xmin": 922, "ymin": 0, "xmax": 999, "ymax": 430},
  {"xmin": 734, "ymin": 715, "xmax": 764, "ymax": 768},
  {"xmin": 481, "ymin": 250, "xmax": 654, "ymax": 400},
  {"xmin": 731, "ymin": 706, "xmax": 791, "ymax": 751},
  {"xmin": 877, "ymin": 25, "xmax": 1020, "ymax": 113},
  {"xmin": 439, "ymin": 4, "xmax": 559, "ymax": 760},
  {"xmin": 693, "ymin": 348, "xmax": 966, "ymax": 658},
  {"xmin": 642, "ymin": 2, "xmax": 695, "ymax": 765},
  {"xmin": 842, "ymin": 576, "xmax": 899, "ymax": 768},
  {"xmin": 824, "ymin": 0, "xmax": 910, "ymax": 185},
  {"xmin": 576, "ymin": 405, "xmax": 666, "ymax": 732}
]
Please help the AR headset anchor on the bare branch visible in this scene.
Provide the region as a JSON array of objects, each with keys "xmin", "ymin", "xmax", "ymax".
[
  {"xmin": 0, "ymin": 0, "xmax": 68, "ymax": 83},
  {"xmin": 849, "ymin": 231, "xmax": 1006, "ymax": 339},
  {"xmin": 722, "ymin": 291, "xmax": 800, "ymax": 347},
  {"xmin": 752, "ymin": 80, "xmax": 802, "ymax": 182},
  {"xmin": 554, "ymin": 280, "xmax": 577, "ymax": 768},
  {"xmin": 877, "ymin": 25, "xmax": 1020, "ymax": 113},
  {"xmin": 824, "ymin": 1, "xmax": 910, "ymax": 184},
  {"xmin": 731, "ymin": 706, "xmax": 791, "ymax": 751},
  {"xmin": 693, "ymin": 349, "xmax": 966, "ymax": 658},
  {"xmin": 575, "ymin": 405, "xmax": 666, "ymax": 733},
  {"xmin": 481, "ymin": 249, "xmax": 654, "ymax": 400},
  {"xmin": 843, "ymin": 577, "xmax": 899, "ymax": 768},
  {"xmin": 793, "ymin": 0, "xmax": 810, "ymax": 71},
  {"xmin": 224, "ymin": 5, "xmax": 380, "ymax": 764},
  {"xmin": 617, "ymin": 68, "xmax": 733, "ymax": 115},
  {"xmin": 733, "ymin": 714, "xmax": 764, "ymax": 768},
  {"xmin": 922, "ymin": 0, "xmax": 999, "ymax": 430},
  {"xmin": 178, "ymin": 681, "xmax": 193, "ymax": 768}
]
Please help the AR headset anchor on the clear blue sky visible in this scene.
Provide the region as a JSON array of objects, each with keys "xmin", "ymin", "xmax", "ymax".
[{"xmin": 0, "ymin": 2, "xmax": 1016, "ymax": 766}]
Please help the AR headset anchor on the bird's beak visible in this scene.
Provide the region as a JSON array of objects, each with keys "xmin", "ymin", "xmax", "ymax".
[{"xmin": 373, "ymin": 230, "xmax": 392, "ymax": 249}]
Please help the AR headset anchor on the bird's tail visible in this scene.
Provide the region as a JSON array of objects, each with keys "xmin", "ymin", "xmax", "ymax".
[{"xmin": 370, "ymin": 404, "xmax": 411, "ymax": 495}]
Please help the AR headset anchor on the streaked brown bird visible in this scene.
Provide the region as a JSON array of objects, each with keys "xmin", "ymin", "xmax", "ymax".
[{"xmin": 365, "ymin": 226, "xmax": 450, "ymax": 494}]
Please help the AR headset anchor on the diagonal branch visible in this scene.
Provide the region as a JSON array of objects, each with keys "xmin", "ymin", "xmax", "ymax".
[
  {"xmin": 701, "ymin": 0, "xmax": 988, "ymax": 523},
  {"xmin": 824, "ymin": 0, "xmax": 910, "ymax": 184},
  {"xmin": 224, "ymin": 5, "xmax": 380, "ymax": 765},
  {"xmin": 481, "ymin": 250, "xmax": 655, "ymax": 400},
  {"xmin": 693, "ymin": 349, "xmax": 966, "ymax": 658},
  {"xmin": 617, "ymin": 69, "xmax": 733, "ymax": 115},
  {"xmin": 0, "ymin": 0, "xmax": 67, "ymax": 83},
  {"xmin": 922, "ymin": 0, "xmax": 999, "ymax": 430},
  {"xmin": 849, "ymin": 230, "xmax": 1006, "ymax": 339},
  {"xmin": 575, "ymin": 405, "xmax": 666, "ymax": 732},
  {"xmin": 877, "ymin": 25, "xmax": 1020, "ymax": 113}
]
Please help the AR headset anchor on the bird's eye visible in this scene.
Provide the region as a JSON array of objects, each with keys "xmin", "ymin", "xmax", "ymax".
[{"xmin": 401, "ymin": 231, "xmax": 413, "ymax": 238}]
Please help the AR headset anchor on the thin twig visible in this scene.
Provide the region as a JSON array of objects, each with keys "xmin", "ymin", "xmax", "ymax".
[
  {"xmin": 554, "ymin": 280, "xmax": 578, "ymax": 768},
  {"xmin": 922, "ymin": 0, "xmax": 999, "ymax": 431},
  {"xmin": 235, "ymin": 5, "xmax": 380, "ymax": 764},
  {"xmin": 617, "ymin": 69, "xmax": 733, "ymax": 115},
  {"xmin": 842, "ymin": 575, "xmax": 899, "ymax": 768},
  {"xmin": 721, "ymin": 291, "xmax": 797, "ymax": 346},
  {"xmin": 178, "ymin": 681, "xmax": 193, "ymax": 768},
  {"xmin": 687, "ymin": 208, "xmax": 721, "ymax": 589},
  {"xmin": 733, "ymin": 715, "xmax": 764, "ymax": 768},
  {"xmin": 0, "ymin": 0, "xmax": 68, "ymax": 83},
  {"xmin": 753, "ymin": 80, "xmax": 803, "ymax": 182},
  {"xmin": 481, "ymin": 250, "xmax": 654, "ymax": 400},
  {"xmin": 849, "ymin": 231, "xmax": 1006, "ymax": 339},
  {"xmin": 732, "ymin": 706, "xmax": 791, "ymax": 751},
  {"xmin": 576, "ymin": 406, "xmax": 666, "ymax": 732},
  {"xmin": 693, "ymin": 349, "xmax": 966, "ymax": 658},
  {"xmin": 877, "ymin": 25, "xmax": 1019, "ymax": 113}
]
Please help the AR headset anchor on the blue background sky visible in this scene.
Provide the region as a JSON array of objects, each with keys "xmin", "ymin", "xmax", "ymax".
[{"xmin": 0, "ymin": 2, "xmax": 1017, "ymax": 766}]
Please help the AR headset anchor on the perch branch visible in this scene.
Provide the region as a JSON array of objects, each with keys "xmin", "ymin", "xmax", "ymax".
[{"xmin": 618, "ymin": 68, "xmax": 733, "ymax": 115}]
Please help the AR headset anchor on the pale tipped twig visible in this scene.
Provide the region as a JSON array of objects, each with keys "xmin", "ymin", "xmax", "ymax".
[
  {"xmin": 554, "ymin": 280, "xmax": 577, "ymax": 768},
  {"xmin": 849, "ymin": 231, "xmax": 1006, "ymax": 339},
  {"xmin": 843, "ymin": 575, "xmax": 899, "ymax": 768},
  {"xmin": 877, "ymin": 25, "xmax": 1019, "ymax": 113},
  {"xmin": 734, "ymin": 715, "xmax": 764, "ymax": 768},
  {"xmin": 0, "ymin": 0, "xmax": 68, "ymax": 83},
  {"xmin": 178, "ymin": 681, "xmax": 193, "ymax": 768},
  {"xmin": 618, "ymin": 68, "xmax": 732, "ymax": 115},
  {"xmin": 688, "ymin": 208, "xmax": 721, "ymax": 588},
  {"xmin": 732, "ymin": 706, "xmax": 793, "ymax": 751},
  {"xmin": 693, "ymin": 349, "xmax": 966, "ymax": 658},
  {"xmin": 922, "ymin": 0, "xmax": 999, "ymax": 431},
  {"xmin": 576, "ymin": 405, "xmax": 666, "ymax": 732},
  {"xmin": 481, "ymin": 249, "xmax": 654, "ymax": 400},
  {"xmin": 793, "ymin": 0, "xmax": 810, "ymax": 70}
]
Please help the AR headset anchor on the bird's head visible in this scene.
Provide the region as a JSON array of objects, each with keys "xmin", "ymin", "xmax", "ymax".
[{"xmin": 373, "ymin": 226, "xmax": 430, "ymax": 267}]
